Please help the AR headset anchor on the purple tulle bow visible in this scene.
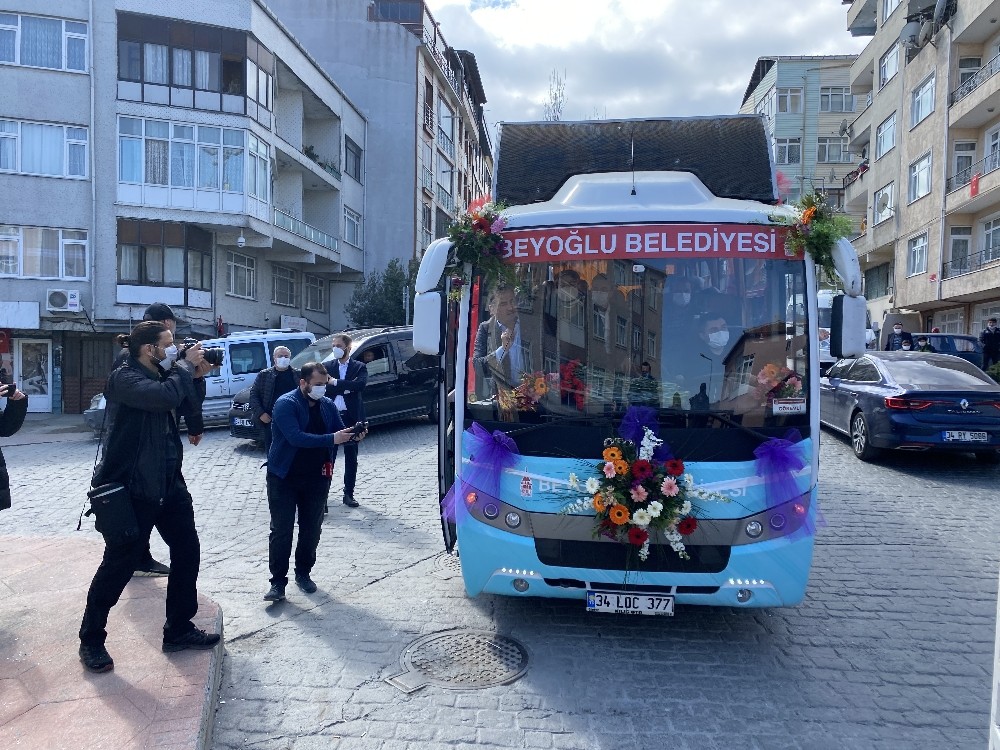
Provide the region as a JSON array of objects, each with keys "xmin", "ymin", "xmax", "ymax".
[
  {"xmin": 753, "ymin": 429, "xmax": 806, "ymax": 506},
  {"xmin": 465, "ymin": 422, "xmax": 519, "ymax": 499},
  {"xmin": 618, "ymin": 406, "xmax": 673, "ymax": 460}
]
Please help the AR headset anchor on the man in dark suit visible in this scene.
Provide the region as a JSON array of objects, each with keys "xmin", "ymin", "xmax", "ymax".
[
  {"xmin": 884, "ymin": 323, "xmax": 913, "ymax": 351},
  {"xmin": 473, "ymin": 286, "xmax": 528, "ymax": 398},
  {"xmin": 324, "ymin": 333, "xmax": 367, "ymax": 507}
]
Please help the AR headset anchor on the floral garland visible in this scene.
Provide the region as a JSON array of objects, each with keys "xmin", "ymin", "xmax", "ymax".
[
  {"xmin": 755, "ymin": 363, "xmax": 804, "ymax": 404},
  {"xmin": 771, "ymin": 192, "xmax": 853, "ymax": 279},
  {"xmin": 559, "ymin": 359, "xmax": 587, "ymax": 411},
  {"xmin": 445, "ymin": 196, "xmax": 513, "ymax": 295}
]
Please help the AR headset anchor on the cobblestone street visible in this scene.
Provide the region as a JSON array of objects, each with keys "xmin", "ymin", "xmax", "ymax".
[{"xmin": 2, "ymin": 421, "xmax": 998, "ymax": 749}]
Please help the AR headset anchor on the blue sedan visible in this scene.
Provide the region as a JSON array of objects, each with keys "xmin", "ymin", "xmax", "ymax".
[{"xmin": 819, "ymin": 352, "xmax": 1000, "ymax": 463}]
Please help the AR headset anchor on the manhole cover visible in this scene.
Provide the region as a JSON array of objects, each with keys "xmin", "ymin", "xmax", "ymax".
[
  {"xmin": 432, "ymin": 551, "xmax": 462, "ymax": 579},
  {"xmin": 385, "ymin": 630, "xmax": 529, "ymax": 693}
]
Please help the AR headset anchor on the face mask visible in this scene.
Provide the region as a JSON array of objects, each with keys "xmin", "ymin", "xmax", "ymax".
[
  {"xmin": 893, "ymin": 327, "xmax": 902, "ymax": 334},
  {"xmin": 158, "ymin": 344, "xmax": 178, "ymax": 369},
  {"xmin": 331, "ymin": 346, "xmax": 345, "ymax": 360},
  {"xmin": 901, "ymin": 344, "xmax": 911, "ymax": 350},
  {"xmin": 707, "ymin": 330, "xmax": 729, "ymax": 349},
  {"xmin": 990, "ymin": 324, "xmax": 997, "ymax": 330},
  {"xmin": 673, "ymin": 293, "xmax": 691, "ymax": 306},
  {"xmin": 307, "ymin": 384, "xmax": 326, "ymax": 400},
  {"xmin": 275, "ymin": 357, "xmax": 290, "ymax": 369}
]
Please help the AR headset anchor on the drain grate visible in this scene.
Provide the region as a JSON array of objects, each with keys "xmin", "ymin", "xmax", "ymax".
[
  {"xmin": 385, "ymin": 630, "xmax": 529, "ymax": 693},
  {"xmin": 432, "ymin": 551, "xmax": 462, "ymax": 579}
]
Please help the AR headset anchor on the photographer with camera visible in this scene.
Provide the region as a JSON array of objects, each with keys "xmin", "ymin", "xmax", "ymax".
[
  {"xmin": 262, "ymin": 362, "xmax": 366, "ymax": 602},
  {"xmin": 1, "ymin": 380, "xmax": 28, "ymax": 512},
  {"xmin": 111, "ymin": 303, "xmax": 215, "ymax": 578},
  {"xmin": 79, "ymin": 321, "xmax": 220, "ymax": 673}
]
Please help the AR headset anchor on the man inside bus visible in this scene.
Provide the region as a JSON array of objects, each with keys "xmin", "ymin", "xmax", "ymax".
[
  {"xmin": 669, "ymin": 311, "xmax": 733, "ymax": 403},
  {"xmin": 473, "ymin": 285, "xmax": 526, "ymax": 398}
]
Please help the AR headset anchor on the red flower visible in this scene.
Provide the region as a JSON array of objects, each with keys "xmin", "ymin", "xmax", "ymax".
[
  {"xmin": 473, "ymin": 216, "xmax": 491, "ymax": 233},
  {"xmin": 665, "ymin": 459, "xmax": 685, "ymax": 476},
  {"xmin": 627, "ymin": 527, "xmax": 649, "ymax": 546},
  {"xmin": 677, "ymin": 516, "xmax": 698, "ymax": 535},
  {"xmin": 631, "ymin": 459, "xmax": 653, "ymax": 481}
]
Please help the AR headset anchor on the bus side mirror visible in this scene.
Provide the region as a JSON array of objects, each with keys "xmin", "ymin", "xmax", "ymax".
[
  {"xmin": 413, "ymin": 291, "xmax": 443, "ymax": 355},
  {"xmin": 830, "ymin": 294, "xmax": 868, "ymax": 358}
]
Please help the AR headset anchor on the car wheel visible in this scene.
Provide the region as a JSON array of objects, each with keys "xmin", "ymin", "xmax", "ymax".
[
  {"xmin": 974, "ymin": 450, "xmax": 1000, "ymax": 464},
  {"xmin": 428, "ymin": 394, "xmax": 440, "ymax": 424},
  {"xmin": 850, "ymin": 410, "xmax": 879, "ymax": 462}
]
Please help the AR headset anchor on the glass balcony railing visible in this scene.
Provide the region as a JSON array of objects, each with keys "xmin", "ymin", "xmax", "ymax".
[{"xmin": 273, "ymin": 208, "xmax": 338, "ymax": 251}]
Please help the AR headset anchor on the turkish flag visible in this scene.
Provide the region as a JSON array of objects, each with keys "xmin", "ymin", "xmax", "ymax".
[{"xmin": 971, "ymin": 173, "xmax": 981, "ymax": 196}]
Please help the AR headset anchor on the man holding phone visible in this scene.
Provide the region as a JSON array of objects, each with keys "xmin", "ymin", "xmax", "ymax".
[{"xmin": 324, "ymin": 333, "xmax": 368, "ymax": 508}]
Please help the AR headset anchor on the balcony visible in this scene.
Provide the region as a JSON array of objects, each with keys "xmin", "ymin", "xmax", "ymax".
[
  {"xmin": 847, "ymin": 0, "xmax": 877, "ymax": 37},
  {"xmin": 945, "ymin": 153, "xmax": 1000, "ymax": 214},
  {"xmin": 437, "ymin": 128, "xmax": 455, "ymax": 161},
  {"xmin": 423, "ymin": 103, "xmax": 434, "ymax": 133},
  {"xmin": 273, "ymin": 208, "xmax": 338, "ymax": 252},
  {"xmin": 950, "ymin": 53, "xmax": 1000, "ymax": 129},
  {"xmin": 941, "ymin": 247, "xmax": 1000, "ymax": 301},
  {"xmin": 421, "ymin": 166, "xmax": 434, "ymax": 194},
  {"xmin": 437, "ymin": 185, "xmax": 455, "ymax": 213}
]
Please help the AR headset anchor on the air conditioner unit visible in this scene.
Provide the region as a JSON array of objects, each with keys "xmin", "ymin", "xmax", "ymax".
[{"xmin": 46, "ymin": 288, "xmax": 81, "ymax": 312}]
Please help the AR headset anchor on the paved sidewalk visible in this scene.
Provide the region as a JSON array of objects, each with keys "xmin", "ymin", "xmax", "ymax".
[
  {"xmin": 0, "ymin": 413, "xmax": 95, "ymax": 447},
  {"xmin": 0, "ymin": 535, "xmax": 223, "ymax": 750}
]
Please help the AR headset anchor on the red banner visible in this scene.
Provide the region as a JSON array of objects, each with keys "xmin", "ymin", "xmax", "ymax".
[
  {"xmin": 971, "ymin": 173, "xmax": 981, "ymax": 197},
  {"xmin": 500, "ymin": 223, "xmax": 795, "ymax": 263}
]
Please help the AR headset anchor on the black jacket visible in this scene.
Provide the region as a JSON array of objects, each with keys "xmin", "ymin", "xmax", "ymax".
[
  {"xmin": 980, "ymin": 327, "xmax": 1000, "ymax": 354},
  {"xmin": 249, "ymin": 366, "xmax": 299, "ymax": 423},
  {"xmin": 884, "ymin": 331, "xmax": 914, "ymax": 351},
  {"xmin": 0, "ymin": 395, "xmax": 28, "ymax": 511},
  {"xmin": 94, "ymin": 357, "xmax": 200, "ymax": 503},
  {"xmin": 324, "ymin": 358, "xmax": 368, "ymax": 423},
  {"xmin": 112, "ymin": 347, "xmax": 206, "ymax": 435}
]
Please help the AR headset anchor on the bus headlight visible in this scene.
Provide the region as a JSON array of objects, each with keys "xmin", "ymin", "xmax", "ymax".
[
  {"xmin": 769, "ymin": 513, "xmax": 786, "ymax": 531},
  {"xmin": 745, "ymin": 521, "xmax": 763, "ymax": 538},
  {"xmin": 504, "ymin": 511, "xmax": 522, "ymax": 529},
  {"xmin": 483, "ymin": 503, "xmax": 499, "ymax": 520},
  {"xmin": 512, "ymin": 578, "xmax": 529, "ymax": 592}
]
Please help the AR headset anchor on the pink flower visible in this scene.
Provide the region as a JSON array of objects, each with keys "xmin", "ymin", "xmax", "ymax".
[
  {"xmin": 490, "ymin": 217, "xmax": 507, "ymax": 233},
  {"xmin": 660, "ymin": 477, "xmax": 679, "ymax": 497},
  {"xmin": 603, "ymin": 461, "xmax": 616, "ymax": 478},
  {"xmin": 630, "ymin": 485, "xmax": 648, "ymax": 502}
]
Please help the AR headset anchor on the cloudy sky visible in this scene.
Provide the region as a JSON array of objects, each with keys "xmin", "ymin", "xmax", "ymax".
[{"xmin": 425, "ymin": 0, "xmax": 868, "ymax": 129}]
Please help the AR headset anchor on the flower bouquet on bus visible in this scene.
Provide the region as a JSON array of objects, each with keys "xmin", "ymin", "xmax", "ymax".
[
  {"xmin": 497, "ymin": 370, "xmax": 558, "ymax": 413},
  {"xmin": 559, "ymin": 359, "xmax": 588, "ymax": 411},
  {"xmin": 755, "ymin": 363, "xmax": 804, "ymax": 404},
  {"xmin": 445, "ymin": 196, "xmax": 512, "ymax": 299},
  {"xmin": 770, "ymin": 191, "xmax": 853, "ymax": 279}
]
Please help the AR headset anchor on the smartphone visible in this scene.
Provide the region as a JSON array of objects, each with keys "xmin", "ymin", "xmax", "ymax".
[
  {"xmin": 0, "ymin": 383, "xmax": 13, "ymax": 398},
  {"xmin": 350, "ymin": 421, "xmax": 368, "ymax": 435}
]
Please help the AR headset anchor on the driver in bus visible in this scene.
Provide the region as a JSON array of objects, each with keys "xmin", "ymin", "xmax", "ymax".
[
  {"xmin": 668, "ymin": 311, "xmax": 733, "ymax": 403},
  {"xmin": 473, "ymin": 286, "xmax": 526, "ymax": 398}
]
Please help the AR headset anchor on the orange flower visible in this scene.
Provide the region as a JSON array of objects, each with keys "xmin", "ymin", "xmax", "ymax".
[
  {"xmin": 608, "ymin": 504, "xmax": 630, "ymax": 525},
  {"xmin": 612, "ymin": 459, "xmax": 629, "ymax": 476},
  {"xmin": 602, "ymin": 447, "xmax": 622, "ymax": 461},
  {"xmin": 592, "ymin": 493, "xmax": 606, "ymax": 512},
  {"xmin": 802, "ymin": 206, "xmax": 817, "ymax": 224},
  {"xmin": 534, "ymin": 377, "xmax": 547, "ymax": 393}
]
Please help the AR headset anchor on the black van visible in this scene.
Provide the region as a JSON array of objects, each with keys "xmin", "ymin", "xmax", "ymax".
[{"xmin": 229, "ymin": 326, "xmax": 439, "ymax": 442}]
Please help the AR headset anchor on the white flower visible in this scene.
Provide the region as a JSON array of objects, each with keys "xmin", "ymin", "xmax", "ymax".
[
  {"xmin": 568, "ymin": 473, "xmax": 580, "ymax": 490},
  {"xmin": 648, "ymin": 501, "xmax": 663, "ymax": 518},
  {"xmin": 681, "ymin": 500, "xmax": 692, "ymax": 516},
  {"xmin": 638, "ymin": 539, "xmax": 650, "ymax": 561},
  {"xmin": 638, "ymin": 427, "xmax": 663, "ymax": 461},
  {"xmin": 585, "ymin": 477, "xmax": 601, "ymax": 494},
  {"xmin": 632, "ymin": 509, "xmax": 652, "ymax": 527},
  {"xmin": 683, "ymin": 473, "xmax": 695, "ymax": 487}
]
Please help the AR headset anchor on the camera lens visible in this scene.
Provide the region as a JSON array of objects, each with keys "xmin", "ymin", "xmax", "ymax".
[{"xmin": 203, "ymin": 347, "xmax": 224, "ymax": 367}]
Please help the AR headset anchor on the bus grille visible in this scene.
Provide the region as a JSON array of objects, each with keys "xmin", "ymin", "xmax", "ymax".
[{"xmin": 534, "ymin": 539, "xmax": 730, "ymax": 573}]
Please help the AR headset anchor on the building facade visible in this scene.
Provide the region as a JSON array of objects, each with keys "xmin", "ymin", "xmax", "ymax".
[
  {"xmin": 0, "ymin": 0, "xmax": 367, "ymax": 413},
  {"xmin": 265, "ymin": 0, "xmax": 494, "ymax": 265},
  {"xmin": 843, "ymin": 0, "xmax": 1000, "ymax": 336}
]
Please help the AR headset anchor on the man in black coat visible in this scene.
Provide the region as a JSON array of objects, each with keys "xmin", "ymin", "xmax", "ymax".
[
  {"xmin": 324, "ymin": 333, "xmax": 367, "ymax": 507},
  {"xmin": 980, "ymin": 318, "xmax": 1000, "ymax": 370},
  {"xmin": 884, "ymin": 323, "xmax": 914, "ymax": 351},
  {"xmin": 249, "ymin": 345, "xmax": 298, "ymax": 455},
  {"xmin": 472, "ymin": 286, "xmax": 526, "ymax": 399},
  {"xmin": 0, "ymin": 382, "xmax": 28, "ymax": 511}
]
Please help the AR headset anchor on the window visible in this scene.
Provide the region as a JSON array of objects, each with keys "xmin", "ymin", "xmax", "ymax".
[
  {"xmin": 775, "ymin": 137, "xmax": 801, "ymax": 165},
  {"xmin": 953, "ymin": 141, "xmax": 976, "ymax": 185},
  {"xmin": 304, "ymin": 273, "xmax": 325, "ymax": 312},
  {"xmin": 879, "ymin": 44, "xmax": 899, "ymax": 88},
  {"xmin": 984, "ymin": 218, "xmax": 1000, "ymax": 263},
  {"xmin": 863, "ymin": 262, "xmax": 892, "ymax": 298},
  {"xmin": 874, "ymin": 182, "xmax": 894, "ymax": 224},
  {"xmin": 820, "ymin": 86, "xmax": 854, "ymax": 113},
  {"xmin": 344, "ymin": 206, "xmax": 362, "ymax": 248},
  {"xmin": 883, "ymin": 0, "xmax": 901, "ymax": 19},
  {"xmin": 116, "ymin": 219, "xmax": 211, "ymax": 290},
  {"xmin": 0, "ymin": 13, "xmax": 87, "ymax": 72},
  {"xmin": 615, "ymin": 315, "xmax": 627, "ymax": 347},
  {"xmin": 272, "ymin": 264, "xmax": 296, "ymax": 306},
  {"xmin": 646, "ymin": 332, "xmax": 656, "ymax": 357},
  {"xmin": 593, "ymin": 306, "xmax": 607, "ymax": 340},
  {"xmin": 910, "ymin": 75, "xmax": 934, "ymax": 127},
  {"xmin": 776, "ymin": 88, "xmax": 802, "ymax": 114},
  {"xmin": 0, "ymin": 119, "xmax": 88, "ymax": 178},
  {"xmin": 227, "ymin": 250, "xmax": 255, "ymax": 298},
  {"xmin": 948, "ymin": 226, "xmax": 972, "ymax": 274},
  {"xmin": 959, "ymin": 57, "xmax": 982, "ymax": 86},
  {"xmin": 817, "ymin": 137, "xmax": 851, "ymax": 163},
  {"xmin": 875, "ymin": 112, "xmax": 896, "ymax": 159},
  {"xmin": 187, "ymin": 248, "xmax": 211, "ymax": 291},
  {"xmin": 906, "ymin": 233, "xmax": 928, "ymax": 276},
  {"xmin": 632, "ymin": 324, "xmax": 642, "ymax": 352},
  {"xmin": 345, "ymin": 137, "xmax": 362, "ymax": 182},
  {"xmin": 229, "ymin": 342, "xmax": 267, "ymax": 376},
  {"xmin": 0, "ymin": 225, "xmax": 88, "ymax": 279},
  {"xmin": 845, "ymin": 360, "xmax": 880, "ymax": 383},
  {"xmin": 247, "ymin": 133, "xmax": 269, "ymax": 201},
  {"xmin": 908, "ymin": 153, "xmax": 931, "ymax": 202}
]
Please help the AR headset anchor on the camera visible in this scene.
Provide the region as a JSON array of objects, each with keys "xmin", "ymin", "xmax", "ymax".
[
  {"xmin": 179, "ymin": 337, "xmax": 225, "ymax": 367},
  {"xmin": 350, "ymin": 421, "xmax": 368, "ymax": 435}
]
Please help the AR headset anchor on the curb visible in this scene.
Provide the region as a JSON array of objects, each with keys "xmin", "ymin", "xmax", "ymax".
[{"xmin": 198, "ymin": 606, "xmax": 225, "ymax": 750}]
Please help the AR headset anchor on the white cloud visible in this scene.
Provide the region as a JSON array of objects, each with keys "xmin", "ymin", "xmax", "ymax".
[{"xmin": 426, "ymin": 0, "xmax": 867, "ymax": 127}]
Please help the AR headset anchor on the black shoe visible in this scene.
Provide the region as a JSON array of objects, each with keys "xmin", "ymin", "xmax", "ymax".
[
  {"xmin": 133, "ymin": 558, "xmax": 170, "ymax": 577},
  {"xmin": 162, "ymin": 628, "xmax": 221, "ymax": 653},
  {"xmin": 342, "ymin": 494, "xmax": 359, "ymax": 508},
  {"xmin": 324, "ymin": 501, "xmax": 329, "ymax": 514},
  {"xmin": 263, "ymin": 583, "xmax": 286, "ymax": 602},
  {"xmin": 295, "ymin": 574, "xmax": 317, "ymax": 593},
  {"xmin": 79, "ymin": 643, "xmax": 114, "ymax": 673}
]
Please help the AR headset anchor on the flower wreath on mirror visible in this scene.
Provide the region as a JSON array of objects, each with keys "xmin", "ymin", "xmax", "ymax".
[
  {"xmin": 770, "ymin": 192, "xmax": 853, "ymax": 280},
  {"xmin": 445, "ymin": 195, "xmax": 514, "ymax": 300}
]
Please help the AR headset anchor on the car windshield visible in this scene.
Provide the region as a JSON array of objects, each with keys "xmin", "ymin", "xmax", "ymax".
[
  {"xmin": 291, "ymin": 339, "xmax": 337, "ymax": 367},
  {"xmin": 467, "ymin": 256, "xmax": 810, "ymax": 429},
  {"xmin": 881, "ymin": 357, "xmax": 995, "ymax": 388}
]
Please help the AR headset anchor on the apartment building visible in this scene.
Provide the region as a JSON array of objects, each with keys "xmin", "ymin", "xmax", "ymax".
[
  {"xmin": 843, "ymin": 0, "xmax": 1000, "ymax": 336},
  {"xmin": 0, "ymin": 0, "xmax": 367, "ymax": 413},
  {"xmin": 266, "ymin": 0, "xmax": 494, "ymax": 262}
]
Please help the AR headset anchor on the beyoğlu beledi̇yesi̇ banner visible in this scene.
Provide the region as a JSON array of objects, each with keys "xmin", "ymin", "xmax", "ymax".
[{"xmin": 500, "ymin": 224, "xmax": 796, "ymax": 263}]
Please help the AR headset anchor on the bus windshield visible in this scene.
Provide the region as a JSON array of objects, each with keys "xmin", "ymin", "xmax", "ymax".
[{"xmin": 467, "ymin": 256, "xmax": 810, "ymax": 441}]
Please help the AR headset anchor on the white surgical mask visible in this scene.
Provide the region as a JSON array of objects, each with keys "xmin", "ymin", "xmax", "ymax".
[
  {"xmin": 707, "ymin": 330, "xmax": 729, "ymax": 349},
  {"xmin": 331, "ymin": 346, "xmax": 345, "ymax": 360},
  {"xmin": 307, "ymin": 384, "xmax": 326, "ymax": 400},
  {"xmin": 672, "ymin": 292, "xmax": 691, "ymax": 306},
  {"xmin": 901, "ymin": 344, "xmax": 911, "ymax": 350},
  {"xmin": 158, "ymin": 344, "xmax": 178, "ymax": 369},
  {"xmin": 275, "ymin": 356, "xmax": 290, "ymax": 369},
  {"xmin": 893, "ymin": 327, "xmax": 902, "ymax": 333}
]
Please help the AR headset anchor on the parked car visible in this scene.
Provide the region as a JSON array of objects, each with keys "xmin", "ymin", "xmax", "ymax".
[
  {"xmin": 84, "ymin": 328, "xmax": 315, "ymax": 435},
  {"xmin": 909, "ymin": 333, "xmax": 984, "ymax": 369},
  {"xmin": 229, "ymin": 325, "xmax": 439, "ymax": 443},
  {"xmin": 819, "ymin": 351, "xmax": 1000, "ymax": 463}
]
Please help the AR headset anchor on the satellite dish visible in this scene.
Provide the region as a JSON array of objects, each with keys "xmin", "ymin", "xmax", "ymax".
[
  {"xmin": 877, "ymin": 193, "xmax": 891, "ymax": 212},
  {"xmin": 839, "ymin": 119, "xmax": 851, "ymax": 137},
  {"xmin": 919, "ymin": 19, "xmax": 933, "ymax": 44},
  {"xmin": 900, "ymin": 20, "xmax": 922, "ymax": 48}
]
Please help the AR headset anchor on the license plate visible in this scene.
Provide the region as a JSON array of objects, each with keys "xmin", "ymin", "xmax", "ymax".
[
  {"xmin": 586, "ymin": 590, "xmax": 674, "ymax": 616},
  {"xmin": 232, "ymin": 417, "xmax": 254, "ymax": 427},
  {"xmin": 943, "ymin": 430, "xmax": 988, "ymax": 442}
]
